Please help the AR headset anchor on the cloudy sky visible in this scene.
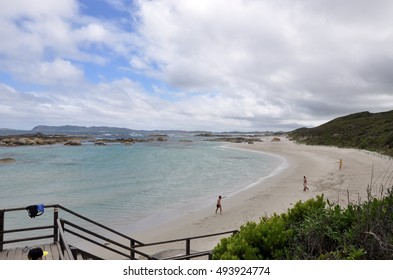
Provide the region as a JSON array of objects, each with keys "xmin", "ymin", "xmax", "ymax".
[{"xmin": 1, "ymin": 0, "xmax": 393, "ymax": 131}]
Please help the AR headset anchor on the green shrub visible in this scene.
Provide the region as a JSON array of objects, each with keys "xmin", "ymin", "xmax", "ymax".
[
  {"xmin": 212, "ymin": 215, "xmax": 293, "ymax": 260},
  {"xmin": 212, "ymin": 188, "xmax": 393, "ymax": 260},
  {"xmin": 288, "ymin": 110, "xmax": 393, "ymax": 157}
]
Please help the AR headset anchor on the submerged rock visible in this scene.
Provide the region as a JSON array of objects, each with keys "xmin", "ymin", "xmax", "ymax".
[
  {"xmin": 0, "ymin": 157, "xmax": 16, "ymax": 164},
  {"xmin": 178, "ymin": 139, "xmax": 193, "ymax": 143},
  {"xmin": 64, "ymin": 140, "xmax": 82, "ymax": 146}
]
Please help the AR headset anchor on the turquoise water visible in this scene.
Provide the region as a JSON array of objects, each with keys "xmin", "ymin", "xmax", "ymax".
[{"xmin": 0, "ymin": 138, "xmax": 284, "ymax": 233}]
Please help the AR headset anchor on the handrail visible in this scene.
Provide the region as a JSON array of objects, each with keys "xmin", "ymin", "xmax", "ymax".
[
  {"xmin": 62, "ymin": 220, "xmax": 131, "ymax": 251},
  {"xmin": 136, "ymin": 229, "xmax": 239, "ymax": 248},
  {"xmin": 1, "ymin": 204, "xmax": 238, "ymax": 260},
  {"xmin": 1, "ymin": 234, "xmax": 54, "ymax": 246},
  {"xmin": 56, "ymin": 219, "xmax": 74, "ymax": 260},
  {"xmin": 56, "ymin": 205, "xmax": 144, "ymax": 246},
  {"xmin": 2, "ymin": 225, "xmax": 53, "ymax": 235},
  {"xmin": 161, "ymin": 250, "xmax": 213, "ymax": 260},
  {"xmin": 1, "ymin": 204, "xmax": 58, "ymax": 214},
  {"xmin": 65, "ymin": 228, "xmax": 156, "ymax": 260},
  {"xmin": 61, "ymin": 219, "xmax": 154, "ymax": 260},
  {"xmin": 135, "ymin": 229, "xmax": 238, "ymax": 260}
]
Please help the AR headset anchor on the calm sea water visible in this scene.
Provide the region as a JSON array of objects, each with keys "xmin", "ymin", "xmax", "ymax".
[{"xmin": 0, "ymin": 135, "xmax": 284, "ymax": 234}]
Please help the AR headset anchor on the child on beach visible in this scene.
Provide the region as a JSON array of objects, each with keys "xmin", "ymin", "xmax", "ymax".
[
  {"xmin": 216, "ymin": 195, "xmax": 223, "ymax": 215},
  {"xmin": 303, "ymin": 176, "xmax": 309, "ymax": 191}
]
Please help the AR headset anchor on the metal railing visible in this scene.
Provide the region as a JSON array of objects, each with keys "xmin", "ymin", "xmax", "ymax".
[
  {"xmin": 56, "ymin": 205, "xmax": 145, "ymax": 259},
  {"xmin": 56, "ymin": 219, "xmax": 74, "ymax": 260},
  {"xmin": 0, "ymin": 204, "xmax": 58, "ymax": 251},
  {"xmin": 1, "ymin": 204, "xmax": 237, "ymax": 260},
  {"xmin": 136, "ymin": 230, "xmax": 239, "ymax": 260}
]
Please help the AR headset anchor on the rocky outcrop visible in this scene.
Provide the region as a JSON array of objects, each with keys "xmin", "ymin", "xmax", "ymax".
[
  {"xmin": 91, "ymin": 137, "xmax": 167, "ymax": 146},
  {"xmin": 1, "ymin": 133, "xmax": 174, "ymax": 147},
  {"xmin": 205, "ymin": 137, "xmax": 263, "ymax": 144},
  {"xmin": 0, "ymin": 134, "xmax": 89, "ymax": 147},
  {"xmin": 64, "ymin": 140, "xmax": 82, "ymax": 146},
  {"xmin": 94, "ymin": 140, "xmax": 107, "ymax": 146}
]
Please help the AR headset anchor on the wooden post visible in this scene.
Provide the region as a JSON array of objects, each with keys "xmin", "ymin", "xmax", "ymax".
[
  {"xmin": 0, "ymin": 210, "xmax": 4, "ymax": 251},
  {"xmin": 53, "ymin": 206, "xmax": 59, "ymax": 243},
  {"xmin": 186, "ymin": 239, "xmax": 191, "ymax": 260},
  {"xmin": 130, "ymin": 239, "xmax": 135, "ymax": 260},
  {"xmin": 60, "ymin": 219, "xmax": 65, "ymax": 253}
]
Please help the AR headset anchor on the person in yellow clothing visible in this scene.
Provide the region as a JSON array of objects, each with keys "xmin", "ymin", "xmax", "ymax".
[{"xmin": 28, "ymin": 247, "xmax": 49, "ymax": 260}]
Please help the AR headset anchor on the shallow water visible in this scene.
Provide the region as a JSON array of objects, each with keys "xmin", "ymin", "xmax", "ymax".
[{"xmin": 1, "ymin": 138, "xmax": 283, "ymax": 233}]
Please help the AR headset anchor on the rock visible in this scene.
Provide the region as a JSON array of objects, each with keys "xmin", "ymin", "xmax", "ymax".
[
  {"xmin": 271, "ymin": 137, "xmax": 281, "ymax": 142},
  {"xmin": 0, "ymin": 157, "xmax": 16, "ymax": 164},
  {"xmin": 16, "ymin": 138, "xmax": 35, "ymax": 145},
  {"xmin": 33, "ymin": 138, "xmax": 45, "ymax": 145},
  {"xmin": 64, "ymin": 140, "xmax": 82, "ymax": 146},
  {"xmin": 207, "ymin": 137, "xmax": 262, "ymax": 143}
]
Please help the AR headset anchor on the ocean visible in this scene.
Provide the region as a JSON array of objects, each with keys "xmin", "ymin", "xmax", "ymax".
[{"xmin": 0, "ymin": 133, "xmax": 285, "ymax": 236}]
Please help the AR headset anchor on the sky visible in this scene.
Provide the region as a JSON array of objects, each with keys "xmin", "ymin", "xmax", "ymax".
[{"xmin": 1, "ymin": 0, "xmax": 393, "ymax": 132}]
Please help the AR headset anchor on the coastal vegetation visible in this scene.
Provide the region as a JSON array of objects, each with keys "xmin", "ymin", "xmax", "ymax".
[
  {"xmin": 288, "ymin": 110, "xmax": 393, "ymax": 157},
  {"xmin": 212, "ymin": 187, "xmax": 393, "ymax": 260}
]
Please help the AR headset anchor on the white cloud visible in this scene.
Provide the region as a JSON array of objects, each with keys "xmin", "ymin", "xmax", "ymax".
[
  {"xmin": 128, "ymin": 0, "xmax": 393, "ymax": 126},
  {"xmin": 76, "ymin": 23, "xmax": 109, "ymax": 42},
  {"xmin": 0, "ymin": 0, "xmax": 78, "ymax": 18},
  {"xmin": 37, "ymin": 59, "xmax": 84, "ymax": 85},
  {"xmin": 0, "ymin": 0, "xmax": 135, "ymax": 83},
  {"xmin": 1, "ymin": 0, "xmax": 393, "ymax": 131}
]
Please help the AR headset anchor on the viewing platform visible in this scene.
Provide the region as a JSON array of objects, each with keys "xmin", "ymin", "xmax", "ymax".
[
  {"xmin": 1, "ymin": 204, "xmax": 237, "ymax": 260},
  {"xmin": 0, "ymin": 243, "xmax": 62, "ymax": 260}
]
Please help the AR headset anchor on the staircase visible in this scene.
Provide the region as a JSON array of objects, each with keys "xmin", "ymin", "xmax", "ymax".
[{"xmin": 1, "ymin": 204, "xmax": 238, "ymax": 260}]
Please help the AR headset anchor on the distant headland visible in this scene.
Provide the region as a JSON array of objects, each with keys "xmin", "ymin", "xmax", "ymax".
[
  {"xmin": 0, "ymin": 125, "xmax": 285, "ymax": 148},
  {"xmin": 31, "ymin": 125, "xmax": 136, "ymax": 135},
  {"xmin": 4, "ymin": 109, "xmax": 393, "ymax": 155}
]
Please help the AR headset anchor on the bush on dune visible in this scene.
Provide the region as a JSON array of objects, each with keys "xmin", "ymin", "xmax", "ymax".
[{"xmin": 212, "ymin": 188, "xmax": 393, "ymax": 260}]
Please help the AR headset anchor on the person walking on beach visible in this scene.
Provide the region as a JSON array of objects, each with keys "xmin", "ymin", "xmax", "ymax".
[
  {"xmin": 216, "ymin": 195, "xmax": 223, "ymax": 215},
  {"xmin": 339, "ymin": 159, "xmax": 343, "ymax": 170},
  {"xmin": 303, "ymin": 176, "xmax": 309, "ymax": 191}
]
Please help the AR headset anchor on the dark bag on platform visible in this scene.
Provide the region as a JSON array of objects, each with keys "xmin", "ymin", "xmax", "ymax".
[{"xmin": 26, "ymin": 204, "xmax": 45, "ymax": 218}]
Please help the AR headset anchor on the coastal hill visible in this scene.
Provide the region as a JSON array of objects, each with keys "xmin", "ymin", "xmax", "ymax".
[
  {"xmin": 288, "ymin": 110, "xmax": 393, "ymax": 157},
  {"xmin": 32, "ymin": 125, "xmax": 135, "ymax": 135}
]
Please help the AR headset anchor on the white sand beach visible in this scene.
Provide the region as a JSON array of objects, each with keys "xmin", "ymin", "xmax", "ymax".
[{"xmin": 125, "ymin": 137, "xmax": 392, "ymax": 258}]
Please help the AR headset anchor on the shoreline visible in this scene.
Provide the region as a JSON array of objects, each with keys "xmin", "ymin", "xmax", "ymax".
[
  {"xmin": 116, "ymin": 143, "xmax": 285, "ymax": 236},
  {"xmin": 115, "ymin": 137, "xmax": 392, "ymax": 259}
]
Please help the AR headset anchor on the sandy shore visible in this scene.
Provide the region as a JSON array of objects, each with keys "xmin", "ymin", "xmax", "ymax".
[{"xmin": 108, "ymin": 137, "xmax": 392, "ymax": 258}]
